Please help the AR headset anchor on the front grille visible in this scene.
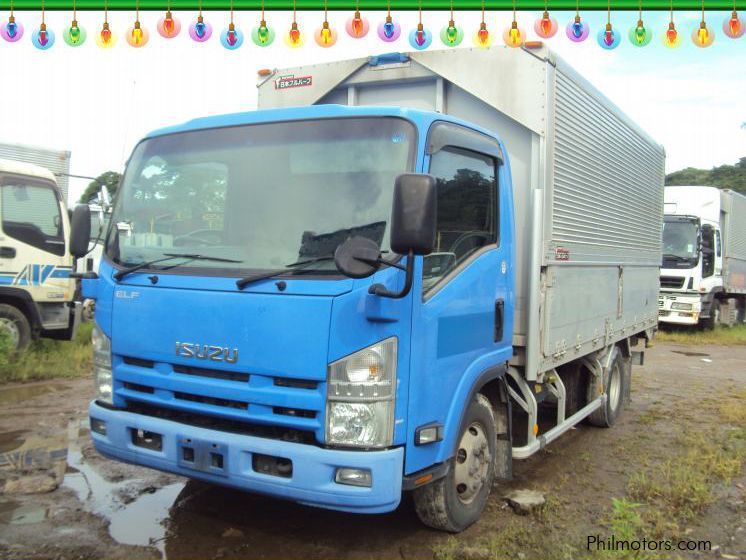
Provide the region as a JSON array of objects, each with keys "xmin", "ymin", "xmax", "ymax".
[
  {"xmin": 125, "ymin": 401, "xmax": 317, "ymax": 445},
  {"xmin": 660, "ymin": 276, "xmax": 685, "ymax": 289},
  {"xmin": 174, "ymin": 391, "xmax": 248, "ymax": 410},
  {"xmin": 123, "ymin": 382, "xmax": 155, "ymax": 394},
  {"xmin": 173, "ymin": 364, "xmax": 249, "ymax": 383},
  {"xmin": 273, "ymin": 406, "xmax": 316, "ymax": 419}
]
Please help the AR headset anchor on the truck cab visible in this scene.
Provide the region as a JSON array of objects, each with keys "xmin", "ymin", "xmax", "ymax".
[
  {"xmin": 659, "ymin": 186, "xmax": 724, "ymax": 327},
  {"xmin": 0, "ymin": 159, "xmax": 80, "ymax": 350}
]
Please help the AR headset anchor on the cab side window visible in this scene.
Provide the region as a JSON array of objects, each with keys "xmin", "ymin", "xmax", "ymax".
[
  {"xmin": 424, "ymin": 147, "xmax": 498, "ymax": 291},
  {"xmin": 1, "ymin": 179, "xmax": 65, "ymax": 257},
  {"xmin": 715, "ymin": 230, "xmax": 722, "ymax": 257}
]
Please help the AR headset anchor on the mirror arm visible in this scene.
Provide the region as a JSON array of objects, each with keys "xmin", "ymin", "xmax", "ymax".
[{"xmin": 368, "ymin": 250, "xmax": 414, "ymax": 299}]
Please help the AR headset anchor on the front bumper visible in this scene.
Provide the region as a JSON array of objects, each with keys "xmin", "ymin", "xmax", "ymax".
[
  {"xmin": 658, "ymin": 293, "xmax": 701, "ymax": 325},
  {"xmin": 89, "ymin": 401, "xmax": 404, "ymax": 514}
]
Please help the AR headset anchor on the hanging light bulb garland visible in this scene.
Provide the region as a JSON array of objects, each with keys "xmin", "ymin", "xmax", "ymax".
[
  {"xmin": 31, "ymin": 0, "xmax": 55, "ymax": 49},
  {"xmin": 534, "ymin": 0, "xmax": 558, "ymax": 38},
  {"xmin": 315, "ymin": 0, "xmax": 338, "ymax": 47},
  {"xmin": 2, "ymin": 0, "xmax": 24, "ymax": 42},
  {"xmin": 377, "ymin": 0, "xmax": 400, "ymax": 42},
  {"xmin": 629, "ymin": 0, "xmax": 652, "ymax": 46},
  {"xmin": 503, "ymin": 0, "xmax": 525, "ymax": 48},
  {"xmin": 408, "ymin": 1, "xmax": 432, "ymax": 50},
  {"xmin": 126, "ymin": 0, "xmax": 149, "ymax": 47},
  {"xmin": 440, "ymin": 0, "xmax": 463, "ymax": 46},
  {"xmin": 251, "ymin": 0, "xmax": 275, "ymax": 45},
  {"xmin": 661, "ymin": 0, "xmax": 680, "ymax": 47},
  {"xmin": 723, "ymin": 0, "xmax": 744, "ymax": 37},
  {"xmin": 63, "ymin": 0, "xmax": 86, "ymax": 46},
  {"xmin": 220, "ymin": 0, "xmax": 244, "ymax": 48},
  {"xmin": 95, "ymin": 0, "xmax": 116, "ymax": 48},
  {"xmin": 692, "ymin": 0, "xmax": 715, "ymax": 47},
  {"xmin": 597, "ymin": 0, "xmax": 620, "ymax": 49},
  {"xmin": 346, "ymin": 0, "xmax": 369, "ymax": 38},
  {"xmin": 157, "ymin": 0, "xmax": 181, "ymax": 39},
  {"xmin": 284, "ymin": 0, "xmax": 303, "ymax": 47},
  {"xmin": 473, "ymin": 0, "xmax": 490, "ymax": 47},
  {"xmin": 189, "ymin": 0, "xmax": 213, "ymax": 42}
]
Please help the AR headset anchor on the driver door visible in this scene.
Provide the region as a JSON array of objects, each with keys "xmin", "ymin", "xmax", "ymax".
[{"xmin": 406, "ymin": 127, "xmax": 513, "ymax": 473}]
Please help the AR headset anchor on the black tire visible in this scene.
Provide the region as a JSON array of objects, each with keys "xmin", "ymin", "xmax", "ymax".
[
  {"xmin": 701, "ymin": 299, "xmax": 720, "ymax": 331},
  {"xmin": 559, "ymin": 361, "xmax": 588, "ymax": 416},
  {"xmin": 587, "ymin": 348, "xmax": 626, "ymax": 428},
  {"xmin": 413, "ymin": 394, "xmax": 497, "ymax": 532},
  {"xmin": 0, "ymin": 303, "xmax": 32, "ymax": 351}
]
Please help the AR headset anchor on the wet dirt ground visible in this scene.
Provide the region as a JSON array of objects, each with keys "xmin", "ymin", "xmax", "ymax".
[{"xmin": 0, "ymin": 341, "xmax": 744, "ymax": 560}]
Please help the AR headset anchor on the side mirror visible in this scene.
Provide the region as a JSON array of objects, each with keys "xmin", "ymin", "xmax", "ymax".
[
  {"xmin": 390, "ymin": 173, "xmax": 437, "ymax": 256},
  {"xmin": 70, "ymin": 204, "xmax": 91, "ymax": 259},
  {"xmin": 334, "ymin": 236, "xmax": 382, "ymax": 279}
]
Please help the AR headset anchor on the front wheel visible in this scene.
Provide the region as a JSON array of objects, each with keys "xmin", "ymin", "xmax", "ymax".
[
  {"xmin": 0, "ymin": 303, "xmax": 31, "ymax": 351},
  {"xmin": 413, "ymin": 394, "xmax": 497, "ymax": 532},
  {"xmin": 701, "ymin": 299, "xmax": 720, "ymax": 330}
]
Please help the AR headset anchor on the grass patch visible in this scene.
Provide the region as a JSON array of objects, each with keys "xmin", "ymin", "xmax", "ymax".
[
  {"xmin": 655, "ymin": 324, "xmax": 746, "ymax": 345},
  {"xmin": 0, "ymin": 322, "xmax": 93, "ymax": 383}
]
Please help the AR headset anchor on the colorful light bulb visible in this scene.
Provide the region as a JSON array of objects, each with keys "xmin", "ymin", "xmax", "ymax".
[
  {"xmin": 251, "ymin": 20, "xmax": 275, "ymax": 46},
  {"xmin": 502, "ymin": 20, "xmax": 524, "ymax": 47},
  {"xmin": 32, "ymin": 22, "xmax": 55, "ymax": 49},
  {"xmin": 189, "ymin": 15, "xmax": 212, "ymax": 41},
  {"xmin": 63, "ymin": 19, "xmax": 87, "ymax": 46},
  {"xmin": 408, "ymin": 22, "xmax": 432, "ymax": 50},
  {"xmin": 126, "ymin": 20, "xmax": 149, "ymax": 47},
  {"xmin": 2, "ymin": 15, "xmax": 23, "ymax": 42},
  {"xmin": 597, "ymin": 22, "xmax": 620, "ymax": 49},
  {"xmin": 534, "ymin": 10, "xmax": 558, "ymax": 38},
  {"xmin": 157, "ymin": 10, "xmax": 181, "ymax": 38},
  {"xmin": 95, "ymin": 21, "xmax": 116, "ymax": 47},
  {"xmin": 661, "ymin": 21, "xmax": 680, "ymax": 48},
  {"xmin": 440, "ymin": 19, "xmax": 463, "ymax": 46},
  {"xmin": 692, "ymin": 20, "xmax": 714, "ymax": 47},
  {"xmin": 377, "ymin": 15, "xmax": 401, "ymax": 42},
  {"xmin": 566, "ymin": 14, "xmax": 589, "ymax": 42},
  {"xmin": 723, "ymin": 10, "xmax": 745, "ymax": 38},
  {"xmin": 284, "ymin": 21, "xmax": 303, "ymax": 47},
  {"xmin": 220, "ymin": 22, "xmax": 244, "ymax": 49},
  {"xmin": 314, "ymin": 20, "xmax": 337, "ymax": 47},
  {"xmin": 346, "ymin": 10, "xmax": 369, "ymax": 38},
  {"xmin": 629, "ymin": 19, "xmax": 652, "ymax": 46},
  {"xmin": 474, "ymin": 21, "xmax": 491, "ymax": 47}
]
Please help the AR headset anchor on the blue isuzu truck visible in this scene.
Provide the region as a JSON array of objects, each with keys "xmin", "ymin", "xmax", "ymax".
[{"xmin": 70, "ymin": 47, "xmax": 664, "ymax": 531}]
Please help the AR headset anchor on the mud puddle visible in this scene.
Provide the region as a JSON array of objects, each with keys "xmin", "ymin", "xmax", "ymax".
[
  {"xmin": 62, "ymin": 419, "xmax": 184, "ymax": 558},
  {"xmin": 672, "ymin": 350, "xmax": 711, "ymax": 357},
  {"xmin": 0, "ymin": 382, "xmax": 68, "ymax": 406}
]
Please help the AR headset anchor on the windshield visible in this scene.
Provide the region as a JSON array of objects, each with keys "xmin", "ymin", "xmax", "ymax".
[
  {"xmin": 662, "ymin": 217, "xmax": 698, "ymax": 266},
  {"xmin": 105, "ymin": 117, "xmax": 416, "ymax": 274}
]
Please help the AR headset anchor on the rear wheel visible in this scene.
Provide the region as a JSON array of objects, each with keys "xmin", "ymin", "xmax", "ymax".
[
  {"xmin": 588, "ymin": 348, "xmax": 626, "ymax": 428},
  {"xmin": 413, "ymin": 394, "xmax": 496, "ymax": 532},
  {"xmin": 0, "ymin": 303, "xmax": 31, "ymax": 351}
]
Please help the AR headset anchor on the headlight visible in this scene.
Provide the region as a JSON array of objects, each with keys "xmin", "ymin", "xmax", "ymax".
[
  {"xmin": 92, "ymin": 323, "xmax": 113, "ymax": 404},
  {"xmin": 672, "ymin": 302, "xmax": 693, "ymax": 310},
  {"xmin": 326, "ymin": 338, "xmax": 397, "ymax": 448}
]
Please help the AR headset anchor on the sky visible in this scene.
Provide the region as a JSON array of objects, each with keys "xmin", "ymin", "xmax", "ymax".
[{"xmin": 0, "ymin": 8, "xmax": 745, "ymax": 204}]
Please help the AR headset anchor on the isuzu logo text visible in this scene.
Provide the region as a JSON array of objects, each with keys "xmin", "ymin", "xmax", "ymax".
[{"xmin": 175, "ymin": 342, "xmax": 238, "ymax": 363}]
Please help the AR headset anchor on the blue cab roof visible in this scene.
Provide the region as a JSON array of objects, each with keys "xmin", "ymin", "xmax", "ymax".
[{"xmin": 145, "ymin": 105, "xmax": 447, "ymax": 139}]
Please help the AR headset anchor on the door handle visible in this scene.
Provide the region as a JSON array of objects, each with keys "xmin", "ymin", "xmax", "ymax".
[
  {"xmin": 494, "ymin": 298, "xmax": 505, "ymax": 342},
  {"xmin": 0, "ymin": 247, "xmax": 16, "ymax": 258}
]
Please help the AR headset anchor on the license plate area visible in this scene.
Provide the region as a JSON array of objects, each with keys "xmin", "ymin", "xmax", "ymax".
[{"xmin": 177, "ymin": 437, "xmax": 228, "ymax": 476}]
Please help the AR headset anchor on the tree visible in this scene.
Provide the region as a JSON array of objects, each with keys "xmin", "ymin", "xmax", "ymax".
[
  {"xmin": 666, "ymin": 157, "xmax": 746, "ymax": 195},
  {"xmin": 79, "ymin": 171, "xmax": 122, "ymax": 204}
]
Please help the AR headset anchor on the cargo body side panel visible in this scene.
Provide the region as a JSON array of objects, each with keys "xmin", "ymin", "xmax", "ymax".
[{"xmin": 721, "ymin": 190, "xmax": 746, "ymax": 295}]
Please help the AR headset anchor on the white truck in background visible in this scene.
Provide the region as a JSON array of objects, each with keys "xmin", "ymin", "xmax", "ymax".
[
  {"xmin": 659, "ymin": 186, "xmax": 746, "ymax": 328},
  {"xmin": 0, "ymin": 159, "xmax": 81, "ymax": 350}
]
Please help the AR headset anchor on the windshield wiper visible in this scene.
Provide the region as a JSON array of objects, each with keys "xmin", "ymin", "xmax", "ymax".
[
  {"xmin": 114, "ymin": 253, "xmax": 243, "ymax": 281},
  {"xmin": 235, "ymin": 256, "xmax": 335, "ymax": 290},
  {"xmin": 662, "ymin": 253, "xmax": 689, "ymax": 262}
]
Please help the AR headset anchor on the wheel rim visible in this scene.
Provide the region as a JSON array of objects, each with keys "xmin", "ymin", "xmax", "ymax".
[
  {"xmin": 608, "ymin": 362, "xmax": 622, "ymax": 413},
  {"xmin": 0, "ymin": 318, "xmax": 20, "ymax": 349},
  {"xmin": 453, "ymin": 422, "xmax": 491, "ymax": 505}
]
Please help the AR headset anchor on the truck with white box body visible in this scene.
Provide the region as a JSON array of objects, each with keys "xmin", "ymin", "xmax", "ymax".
[
  {"xmin": 79, "ymin": 47, "xmax": 664, "ymax": 531},
  {"xmin": 659, "ymin": 186, "xmax": 746, "ymax": 328}
]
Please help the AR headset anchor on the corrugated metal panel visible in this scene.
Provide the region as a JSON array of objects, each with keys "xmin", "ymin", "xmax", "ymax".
[
  {"xmin": 0, "ymin": 143, "xmax": 71, "ymax": 202},
  {"xmin": 723, "ymin": 190, "xmax": 746, "ymax": 259},
  {"xmin": 551, "ymin": 70, "xmax": 664, "ymax": 265}
]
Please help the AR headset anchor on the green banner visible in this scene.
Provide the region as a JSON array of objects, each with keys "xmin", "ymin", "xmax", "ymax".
[{"xmin": 0, "ymin": 0, "xmax": 738, "ymax": 9}]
